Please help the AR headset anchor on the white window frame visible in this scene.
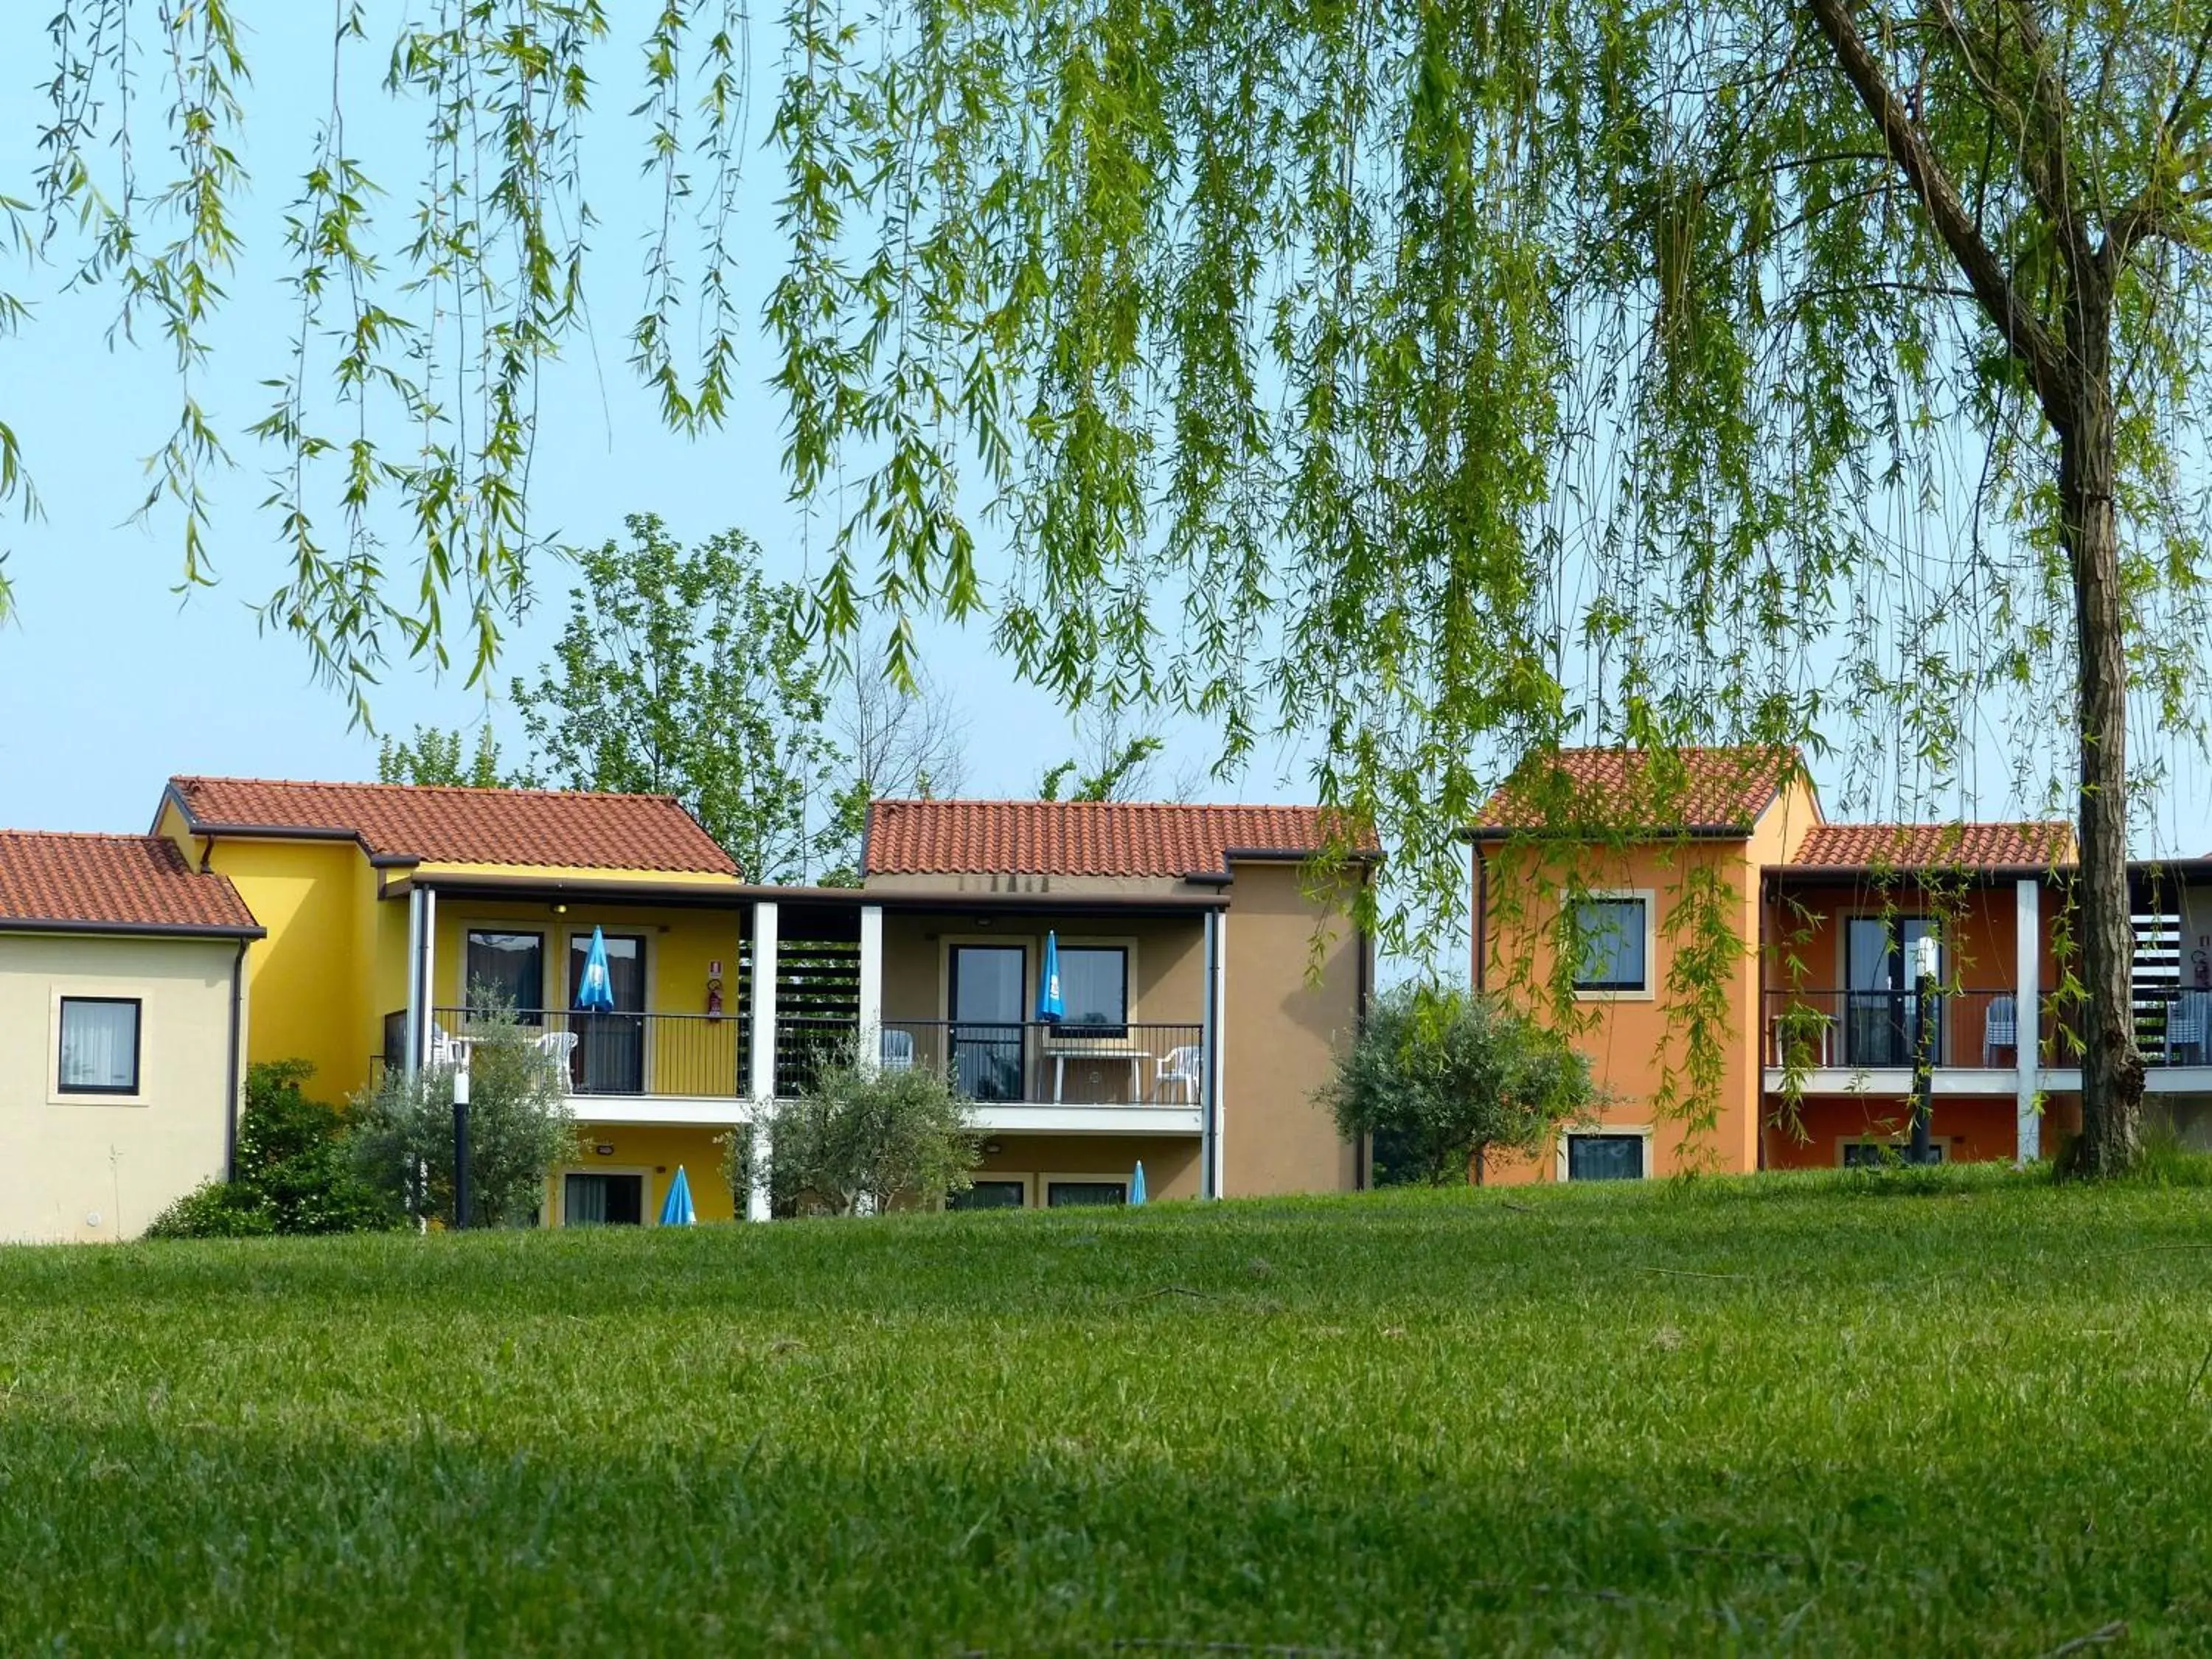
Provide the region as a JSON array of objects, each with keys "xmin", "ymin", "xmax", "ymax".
[
  {"xmin": 1570, "ymin": 889, "xmax": 1656, "ymax": 1001},
  {"xmin": 1556, "ymin": 1124, "xmax": 1655, "ymax": 1182},
  {"xmin": 49, "ymin": 986, "xmax": 148, "ymax": 1105}
]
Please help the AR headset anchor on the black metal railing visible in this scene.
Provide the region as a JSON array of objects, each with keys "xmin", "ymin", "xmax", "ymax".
[
  {"xmin": 1763, "ymin": 988, "xmax": 2021, "ymax": 1070},
  {"xmin": 2042, "ymin": 984, "xmax": 2212, "ymax": 1068},
  {"xmin": 1772, "ymin": 984, "xmax": 2212, "ymax": 1072},
  {"xmin": 874, "ymin": 1019, "xmax": 1206, "ymax": 1105},
  {"xmin": 430, "ymin": 1006, "xmax": 745, "ymax": 1098}
]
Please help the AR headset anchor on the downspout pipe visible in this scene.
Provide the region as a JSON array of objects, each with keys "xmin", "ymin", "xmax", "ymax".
[{"xmin": 224, "ymin": 937, "xmax": 247, "ymax": 1181}]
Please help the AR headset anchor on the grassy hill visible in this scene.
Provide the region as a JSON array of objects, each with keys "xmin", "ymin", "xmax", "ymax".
[{"xmin": 4, "ymin": 1165, "xmax": 2211, "ymax": 1654}]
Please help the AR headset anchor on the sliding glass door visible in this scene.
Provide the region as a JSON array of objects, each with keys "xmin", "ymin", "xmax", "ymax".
[
  {"xmin": 950, "ymin": 944, "xmax": 1026, "ymax": 1101},
  {"xmin": 1846, "ymin": 917, "xmax": 1941, "ymax": 1068}
]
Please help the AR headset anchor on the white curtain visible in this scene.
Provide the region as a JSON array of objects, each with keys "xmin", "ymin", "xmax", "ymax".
[{"xmin": 60, "ymin": 1000, "xmax": 139, "ymax": 1090}]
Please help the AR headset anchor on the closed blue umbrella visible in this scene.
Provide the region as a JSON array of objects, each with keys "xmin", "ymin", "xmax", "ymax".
[
  {"xmin": 574, "ymin": 925, "xmax": 617, "ymax": 1012},
  {"xmin": 1037, "ymin": 930, "xmax": 1065, "ymax": 1023},
  {"xmin": 1130, "ymin": 1161, "xmax": 1147, "ymax": 1206},
  {"xmin": 658, "ymin": 1164, "xmax": 697, "ymax": 1226}
]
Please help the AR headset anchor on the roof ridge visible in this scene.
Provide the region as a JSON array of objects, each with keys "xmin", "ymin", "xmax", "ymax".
[
  {"xmin": 871, "ymin": 797, "xmax": 1338, "ymax": 812},
  {"xmin": 0, "ymin": 829, "xmax": 181, "ymax": 844},
  {"xmin": 170, "ymin": 773, "xmax": 684, "ymax": 805}
]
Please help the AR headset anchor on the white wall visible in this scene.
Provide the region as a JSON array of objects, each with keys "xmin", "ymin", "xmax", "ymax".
[{"xmin": 0, "ymin": 933, "xmax": 240, "ymax": 1242}]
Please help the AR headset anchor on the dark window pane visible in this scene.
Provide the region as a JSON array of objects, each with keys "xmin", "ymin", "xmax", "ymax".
[
  {"xmin": 1843, "ymin": 1141, "xmax": 1945, "ymax": 1168},
  {"xmin": 1573, "ymin": 900, "xmax": 1646, "ymax": 990},
  {"xmin": 1566, "ymin": 1133, "xmax": 1644, "ymax": 1181},
  {"xmin": 1059, "ymin": 947, "xmax": 1128, "ymax": 1030},
  {"xmin": 59, "ymin": 998, "xmax": 140, "ymax": 1093},
  {"xmin": 949, "ymin": 1180, "xmax": 1027, "ymax": 1211},
  {"xmin": 466, "ymin": 931, "xmax": 543, "ymax": 1020},
  {"xmin": 1046, "ymin": 1180, "xmax": 1127, "ymax": 1207},
  {"xmin": 951, "ymin": 946, "xmax": 1026, "ymax": 1100},
  {"xmin": 564, "ymin": 1172, "xmax": 644, "ymax": 1225}
]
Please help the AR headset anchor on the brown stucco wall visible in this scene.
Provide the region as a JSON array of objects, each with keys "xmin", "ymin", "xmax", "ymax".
[
  {"xmin": 1222, "ymin": 860, "xmax": 1364, "ymax": 1197},
  {"xmin": 971, "ymin": 1133, "xmax": 1201, "ymax": 1203}
]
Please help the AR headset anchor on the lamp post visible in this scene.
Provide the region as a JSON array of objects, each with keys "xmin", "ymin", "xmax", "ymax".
[
  {"xmin": 1909, "ymin": 932, "xmax": 1940, "ymax": 1164},
  {"xmin": 452, "ymin": 1043, "xmax": 473, "ymax": 1229}
]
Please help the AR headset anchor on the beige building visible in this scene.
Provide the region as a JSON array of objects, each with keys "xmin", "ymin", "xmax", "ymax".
[{"xmin": 0, "ymin": 832, "xmax": 261, "ymax": 1242}]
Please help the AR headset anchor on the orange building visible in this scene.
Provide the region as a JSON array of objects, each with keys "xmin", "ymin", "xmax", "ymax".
[{"xmin": 1470, "ymin": 748, "xmax": 2212, "ymax": 1180}]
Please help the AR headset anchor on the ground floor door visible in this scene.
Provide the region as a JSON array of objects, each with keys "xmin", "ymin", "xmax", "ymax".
[{"xmin": 563, "ymin": 1171, "xmax": 644, "ymax": 1225}]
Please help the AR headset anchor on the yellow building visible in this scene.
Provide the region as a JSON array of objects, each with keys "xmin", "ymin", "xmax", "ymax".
[
  {"xmin": 144, "ymin": 778, "xmax": 1377, "ymax": 1223},
  {"xmin": 0, "ymin": 832, "xmax": 262, "ymax": 1241}
]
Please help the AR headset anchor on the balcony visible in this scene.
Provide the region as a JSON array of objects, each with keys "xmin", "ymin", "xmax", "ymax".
[
  {"xmin": 420, "ymin": 1006, "xmax": 1210, "ymax": 1131},
  {"xmin": 1764, "ymin": 985, "xmax": 2212, "ymax": 1092}
]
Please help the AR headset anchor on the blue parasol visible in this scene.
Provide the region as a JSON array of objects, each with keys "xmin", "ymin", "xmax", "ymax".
[
  {"xmin": 1037, "ymin": 930, "xmax": 1065, "ymax": 1023},
  {"xmin": 658, "ymin": 1164, "xmax": 697, "ymax": 1226},
  {"xmin": 574, "ymin": 925, "xmax": 617, "ymax": 1012},
  {"xmin": 1130, "ymin": 1160, "xmax": 1147, "ymax": 1206}
]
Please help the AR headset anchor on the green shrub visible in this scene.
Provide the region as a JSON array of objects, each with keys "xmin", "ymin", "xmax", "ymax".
[
  {"xmin": 143, "ymin": 1180, "xmax": 276, "ymax": 1239},
  {"xmin": 728, "ymin": 1055, "xmax": 979, "ymax": 1217},
  {"xmin": 1321, "ymin": 984, "xmax": 1599, "ymax": 1186},
  {"xmin": 143, "ymin": 1060, "xmax": 394, "ymax": 1239},
  {"xmin": 349, "ymin": 1008, "xmax": 577, "ymax": 1227}
]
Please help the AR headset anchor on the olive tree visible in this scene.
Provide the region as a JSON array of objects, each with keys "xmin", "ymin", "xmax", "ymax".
[{"xmin": 1322, "ymin": 985, "xmax": 1599, "ymax": 1186}]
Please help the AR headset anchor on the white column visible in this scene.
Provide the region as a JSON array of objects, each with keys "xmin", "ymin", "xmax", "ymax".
[
  {"xmin": 417, "ymin": 886, "xmax": 438, "ymax": 1069},
  {"xmin": 403, "ymin": 886, "xmax": 424, "ymax": 1074},
  {"xmin": 1203, "ymin": 910, "xmax": 1227, "ymax": 1200},
  {"xmin": 2016, "ymin": 877, "xmax": 2041, "ymax": 1164},
  {"xmin": 746, "ymin": 900, "xmax": 780, "ymax": 1222},
  {"xmin": 858, "ymin": 904, "xmax": 884, "ymax": 1075}
]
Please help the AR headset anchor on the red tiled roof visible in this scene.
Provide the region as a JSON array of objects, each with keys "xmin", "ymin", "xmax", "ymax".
[
  {"xmin": 863, "ymin": 799, "xmax": 1380, "ymax": 880},
  {"xmin": 1471, "ymin": 746, "xmax": 1801, "ymax": 835},
  {"xmin": 166, "ymin": 776, "xmax": 739, "ymax": 875},
  {"xmin": 0, "ymin": 832, "xmax": 262, "ymax": 934},
  {"xmin": 1791, "ymin": 821, "xmax": 2076, "ymax": 870}
]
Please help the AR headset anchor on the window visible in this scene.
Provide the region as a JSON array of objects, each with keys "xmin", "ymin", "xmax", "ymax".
[
  {"xmin": 466, "ymin": 929, "xmax": 544, "ymax": 1021},
  {"xmin": 563, "ymin": 1172, "xmax": 644, "ymax": 1225},
  {"xmin": 1573, "ymin": 897, "xmax": 1649, "ymax": 993},
  {"xmin": 1565, "ymin": 1133, "xmax": 1645, "ymax": 1181},
  {"xmin": 949, "ymin": 1180, "xmax": 1028, "ymax": 1211},
  {"xmin": 58, "ymin": 997, "xmax": 142, "ymax": 1094},
  {"xmin": 1046, "ymin": 1179, "xmax": 1127, "ymax": 1207},
  {"xmin": 1057, "ymin": 946, "xmax": 1130, "ymax": 1034},
  {"xmin": 1841, "ymin": 1140, "xmax": 1947, "ymax": 1169}
]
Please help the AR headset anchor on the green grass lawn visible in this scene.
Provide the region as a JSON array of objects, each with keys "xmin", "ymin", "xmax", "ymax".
[{"xmin": 5, "ymin": 1166, "xmax": 2212, "ymax": 1655}]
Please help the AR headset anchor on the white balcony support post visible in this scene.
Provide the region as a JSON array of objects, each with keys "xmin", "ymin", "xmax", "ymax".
[
  {"xmin": 858, "ymin": 904, "xmax": 885, "ymax": 1077},
  {"xmin": 417, "ymin": 886, "xmax": 439, "ymax": 1072},
  {"xmin": 2016, "ymin": 877, "xmax": 2041, "ymax": 1164},
  {"xmin": 403, "ymin": 886, "xmax": 424, "ymax": 1075},
  {"xmin": 746, "ymin": 900, "xmax": 780, "ymax": 1222},
  {"xmin": 1203, "ymin": 910, "xmax": 1227, "ymax": 1200}
]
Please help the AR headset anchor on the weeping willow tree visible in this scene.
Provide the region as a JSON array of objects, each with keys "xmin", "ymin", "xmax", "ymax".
[{"xmin": 6, "ymin": 2, "xmax": 2210, "ymax": 1171}]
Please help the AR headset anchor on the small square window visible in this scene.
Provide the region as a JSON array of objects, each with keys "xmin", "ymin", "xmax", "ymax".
[
  {"xmin": 59, "ymin": 997, "xmax": 142, "ymax": 1094},
  {"xmin": 1573, "ymin": 898, "xmax": 1648, "ymax": 992}
]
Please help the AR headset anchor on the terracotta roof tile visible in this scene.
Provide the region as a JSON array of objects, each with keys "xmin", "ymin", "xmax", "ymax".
[
  {"xmin": 1791, "ymin": 821, "xmax": 2076, "ymax": 870},
  {"xmin": 863, "ymin": 799, "xmax": 1379, "ymax": 880},
  {"xmin": 0, "ymin": 832, "xmax": 261, "ymax": 933},
  {"xmin": 1472, "ymin": 746, "xmax": 1799, "ymax": 835},
  {"xmin": 167, "ymin": 777, "xmax": 738, "ymax": 875}
]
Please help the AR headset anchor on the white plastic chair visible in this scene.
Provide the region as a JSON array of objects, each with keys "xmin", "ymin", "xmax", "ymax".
[
  {"xmin": 1152, "ymin": 1044, "xmax": 1203, "ymax": 1104},
  {"xmin": 880, "ymin": 1028, "xmax": 916, "ymax": 1071},
  {"xmin": 533, "ymin": 1029, "xmax": 580, "ymax": 1077},
  {"xmin": 2168, "ymin": 990, "xmax": 2211, "ymax": 1065},
  {"xmin": 1982, "ymin": 995, "xmax": 2017, "ymax": 1066}
]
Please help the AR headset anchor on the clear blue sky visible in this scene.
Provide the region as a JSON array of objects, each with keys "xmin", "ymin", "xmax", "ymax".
[{"xmin": 0, "ymin": 8, "xmax": 2202, "ymax": 880}]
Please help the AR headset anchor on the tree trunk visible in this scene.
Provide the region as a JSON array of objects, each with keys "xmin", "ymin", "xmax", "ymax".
[{"xmin": 2058, "ymin": 274, "xmax": 2146, "ymax": 1175}]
